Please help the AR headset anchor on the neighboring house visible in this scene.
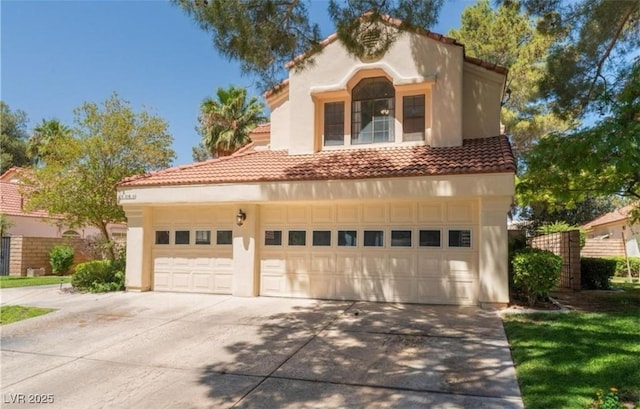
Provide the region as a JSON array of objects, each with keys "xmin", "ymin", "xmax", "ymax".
[
  {"xmin": 117, "ymin": 22, "xmax": 516, "ymax": 306},
  {"xmin": 582, "ymin": 204, "xmax": 640, "ymax": 257},
  {"xmin": 0, "ymin": 167, "xmax": 126, "ymax": 240}
]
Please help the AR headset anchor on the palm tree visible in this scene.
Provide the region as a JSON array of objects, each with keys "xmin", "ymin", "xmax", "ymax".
[
  {"xmin": 198, "ymin": 86, "xmax": 267, "ymax": 157},
  {"xmin": 27, "ymin": 119, "xmax": 72, "ymax": 166}
]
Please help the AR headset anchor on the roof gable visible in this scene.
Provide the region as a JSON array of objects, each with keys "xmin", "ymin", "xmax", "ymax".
[{"xmin": 583, "ymin": 204, "xmax": 637, "ymax": 228}]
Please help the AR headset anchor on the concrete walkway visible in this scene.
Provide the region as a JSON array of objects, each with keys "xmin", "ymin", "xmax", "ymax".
[{"xmin": 1, "ymin": 286, "xmax": 523, "ymax": 408}]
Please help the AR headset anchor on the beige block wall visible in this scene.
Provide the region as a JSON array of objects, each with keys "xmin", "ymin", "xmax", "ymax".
[{"xmin": 9, "ymin": 236, "xmax": 94, "ymax": 276}]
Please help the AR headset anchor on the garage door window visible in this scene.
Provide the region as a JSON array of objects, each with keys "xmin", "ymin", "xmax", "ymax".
[
  {"xmin": 217, "ymin": 230, "xmax": 232, "ymax": 245},
  {"xmin": 448, "ymin": 229, "xmax": 472, "ymax": 248},
  {"xmin": 265, "ymin": 230, "xmax": 282, "ymax": 246},
  {"xmin": 364, "ymin": 230, "xmax": 384, "ymax": 247},
  {"xmin": 288, "ymin": 230, "xmax": 307, "ymax": 246},
  {"xmin": 175, "ymin": 230, "xmax": 190, "ymax": 245},
  {"xmin": 195, "ymin": 230, "xmax": 211, "ymax": 245},
  {"xmin": 419, "ymin": 230, "xmax": 441, "ymax": 247},
  {"xmin": 313, "ymin": 230, "xmax": 331, "ymax": 246},
  {"xmin": 391, "ymin": 230, "xmax": 412, "ymax": 247},
  {"xmin": 155, "ymin": 230, "xmax": 170, "ymax": 245},
  {"xmin": 338, "ymin": 230, "xmax": 357, "ymax": 247}
]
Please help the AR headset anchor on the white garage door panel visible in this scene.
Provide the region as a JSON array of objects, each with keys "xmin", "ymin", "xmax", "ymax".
[
  {"xmin": 259, "ymin": 203, "xmax": 479, "ymax": 305},
  {"xmin": 153, "ymin": 251, "xmax": 232, "ymax": 294}
]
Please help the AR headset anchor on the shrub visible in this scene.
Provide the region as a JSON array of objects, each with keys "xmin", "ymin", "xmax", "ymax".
[
  {"xmin": 581, "ymin": 258, "xmax": 617, "ymax": 290},
  {"xmin": 71, "ymin": 259, "xmax": 125, "ymax": 293},
  {"xmin": 512, "ymin": 248, "xmax": 563, "ymax": 306},
  {"xmin": 49, "ymin": 245, "xmax": 75, "ymax": 275},
  {"xmin": 604, "ymin": 256, "xmax": 640, "ymax": 279}
]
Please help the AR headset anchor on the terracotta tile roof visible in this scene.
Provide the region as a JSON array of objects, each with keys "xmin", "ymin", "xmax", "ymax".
[
  {"xmin": 119, "ymin": 136, "xmax": 515, "ymax": 188},
  {"xmin": 251, "ymin": 123, "xmax": 271, "ymax": 134},
  {"xmin": 0, "ymin": 180, "xmax": 55, "ymax": 219},
  {"xmin": 583, "ymin": 204, "xmax": 637, "ymax": 228}
]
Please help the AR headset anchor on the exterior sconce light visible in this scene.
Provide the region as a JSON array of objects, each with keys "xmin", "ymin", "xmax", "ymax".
[{"xmin": 236, "ymin": 209, "xmax": 246, "ymax": 226}]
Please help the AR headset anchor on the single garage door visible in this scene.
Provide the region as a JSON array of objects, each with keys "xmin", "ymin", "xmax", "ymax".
[
  {"xmin": 150, "ymin": 207, "xmax": 235, "ymax": 294},
  {"xmin": 153, "ymin": 249, "xmax": 233, "ymax": 294},
  {"xmin": 258, "ymin": 202, "xmax": 478, "ymax": 305}
]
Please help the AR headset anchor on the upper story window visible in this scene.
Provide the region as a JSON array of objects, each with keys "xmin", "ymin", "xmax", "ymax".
[
  {"xmin": 403, "ymin": 95, "xmax": 425, "ymax": 141},
  {"xmin": 351, "ymin": 77, "xmax": 395, "ymax": 145},
  {"xmin": 324, "ymin": 102, "xmax": 345, "ymax": 146}
]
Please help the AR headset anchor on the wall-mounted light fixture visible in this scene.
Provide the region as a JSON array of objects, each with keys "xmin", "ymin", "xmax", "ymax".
[{"xmin": 236, "ymin": 209, "xmax": 246, "ymax": 226}]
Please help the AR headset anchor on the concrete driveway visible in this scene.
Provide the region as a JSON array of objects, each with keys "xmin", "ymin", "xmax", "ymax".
[{"xmin": 1, "ymin": 286, "xmax": 523, "ymax": 408}]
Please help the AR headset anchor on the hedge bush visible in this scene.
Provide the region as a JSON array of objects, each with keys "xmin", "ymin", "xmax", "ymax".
[
  {"xmin": 49, "ymin": 245, "xmax": 75, "ymax": 275},
  {"xmin": 512, "ymin": 248, "xmax": 563, "ymax": 306},
  {"xmin": 71, "ymin": 259, "xmax": 125, "ymax": 293},
  {"xmin": 581, "ymin": 258, "xmax": 617, "ymax": 290},
  {"xmin": 603, "ymin": 256, "xmax": 640, "ymax": 278}
]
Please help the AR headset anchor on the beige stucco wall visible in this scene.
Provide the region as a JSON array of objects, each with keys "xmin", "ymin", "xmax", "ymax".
[
  {"xmin": 284, "ymin": 31, "xmax": 465, "ymax": 154},
  {"xmin": 268, "ymin": 95, "xmax": 290, "ymax": 150},
  {"xmin": 268, "ymin": 31, "xmax": 503, "ymax": 154},
  {"xmin": 462, "ymin": 63, "xmax": 505, "ymax": 138},
  {"xmin": 118, "ymin": 173, "xmax": 514, "ymax": 207}
]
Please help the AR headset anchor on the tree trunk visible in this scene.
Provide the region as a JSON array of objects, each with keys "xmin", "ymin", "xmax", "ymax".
[{"xmin": 98, "ymin": 222, "xmax": 115, "ymax": 261}]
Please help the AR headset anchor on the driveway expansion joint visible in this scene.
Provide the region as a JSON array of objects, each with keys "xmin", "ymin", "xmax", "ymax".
[{"xmin": 230, "ymin": 300, "xmax": 357, "ymax": 408}]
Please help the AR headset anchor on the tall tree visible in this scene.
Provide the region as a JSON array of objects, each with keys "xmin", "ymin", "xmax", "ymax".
[
  {"xmin": 515, "ymin": 0, "xmax": 640, "ymax": 120},
  {"xmin": 0, "ymin": 101, "xmax": 30, "ymax": 174},
  {"xmin": 513, "ymin": 0, "xmax": 640, "ymax": 220},
  {"xmin": 27, "ymin": 119, "xmax": 73, "ymax": 166},
  {"xmin": 23, "ymin": 94, "xmax": 175, "ymax": 258},
  {"xmin": 197, "ymin": 86, "xmax": 267, "ymax": 157},
  {"xmin": 173, "ymin": 0, "xmax": 443, "ymax": 90},
  {"xmin": 518, "ymin": 58, "xmax": 640, "ymax": 220},
  {"xmin": 447, "ymin": 0, "xmax": 570, "ymax": 156}
]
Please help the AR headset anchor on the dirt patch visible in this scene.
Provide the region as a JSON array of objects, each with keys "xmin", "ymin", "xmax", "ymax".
[{"xmin": 549, "ymin": 288, "xmax": 637, "ymax": 313}]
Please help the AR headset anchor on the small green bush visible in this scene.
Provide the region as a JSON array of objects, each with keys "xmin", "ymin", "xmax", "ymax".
[
  {"xmin": 71, "ymin": 259, "xmax": 125, "ymax": 293},
  {"xmin": 49, "ymin": 245, "xmax": 75, "ymax": 275},
  {"xmin": 581, "ymin": 258, "xmax": 617, "ymax": 290},
  {"xmin": 603, "ymin": 256, "xmax": 640, "ymax": 279},
  {"xmin": 512, "ymin": 248, "xmax": 563, "ymax": 306}
]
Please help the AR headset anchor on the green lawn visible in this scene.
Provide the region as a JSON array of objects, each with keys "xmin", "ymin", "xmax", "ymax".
[
  {"xmin": 0, "ymin": 305, "xmax": 55, "ymax": 325},
  {"xmin": 503, "ymin": 286, "xmax": 640, "ymax": 409},
  {"xmin": 0, "ymin": 276, "xmax": 71, "ymax": 289}
]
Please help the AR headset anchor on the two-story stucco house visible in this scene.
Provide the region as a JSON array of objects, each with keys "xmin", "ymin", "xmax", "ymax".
[{"xmin": 117, "ymin": 24, "xmax": 516, "ymax": 307}]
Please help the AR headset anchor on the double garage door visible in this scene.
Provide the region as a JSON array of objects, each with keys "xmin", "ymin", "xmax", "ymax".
[
  {"xmin": 259, "ymin": 202, "xmax": 479, "ymax": 305},
  {"xmin": 150, "ymin": 202, "xmax": 478, "ymax": 305}
]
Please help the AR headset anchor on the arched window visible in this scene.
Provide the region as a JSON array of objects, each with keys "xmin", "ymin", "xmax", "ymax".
[
  {"xmin": 62, "ymin": 230, "xmax": 80, "ymax": 238},
  {"xmin": 351, "ymin": 77, "xmax": 395, "ymax": 144}
]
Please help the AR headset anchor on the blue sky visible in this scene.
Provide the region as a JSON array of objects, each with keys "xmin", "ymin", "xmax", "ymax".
[{"xmin": 2, "ymin": 0, "xmax": 472, "ymax": 166}]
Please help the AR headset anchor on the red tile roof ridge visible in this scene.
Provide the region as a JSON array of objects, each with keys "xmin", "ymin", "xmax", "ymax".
[
  {"xmin": 118, "ymin": 148, "xmax": 263, "ymax": 186},
  {"xmin": 0, "ymin": 179, "xmax": 61, "ymax": 219}
]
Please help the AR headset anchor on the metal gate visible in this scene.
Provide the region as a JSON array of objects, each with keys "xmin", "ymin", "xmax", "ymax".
[{"xmin": 0, "ymin": 236, "xmax": 10, "ymax": 276}]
